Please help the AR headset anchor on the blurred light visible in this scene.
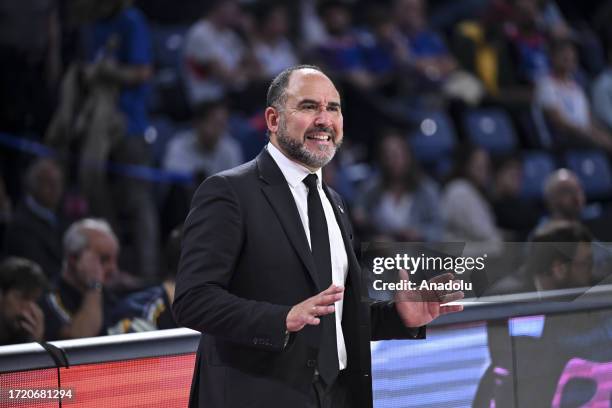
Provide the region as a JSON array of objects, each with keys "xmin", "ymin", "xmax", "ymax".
[
  {"xmin": 144, "ymin": 126, "xmax": 158, "ymax": 144},
  {"xmin": 421, "ymin": 118, "xmax": 437, "ymax": 136},
  {"xmin": 480, "ymin": 117, "xmax": 496, "ymax": 134}
]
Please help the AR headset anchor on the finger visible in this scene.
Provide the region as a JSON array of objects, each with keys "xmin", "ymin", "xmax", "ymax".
[
  {"xmin": 31, "ymin": 304, "xmax": 44, "ymax": 322},
  {"xmin": 440, "ymin": 290, "xmax": 464, "ymax": 304},
  {"xmin": 19, "ymin": 319, "xmax": 36, "ymax": 335},
  {"xmin": 429, "ymin": 272, "xmax": 454, "ymax": 285},
  {"xmin": 317, "ymin": 292, "xmax": 344, "ymax": 305},
  {"xmin": 306, "ymin": 315, "xmax": 321, "ymax": 326},
  {"xmin": 20, "ymin": 310, "xmax": 35, "ymax": 325},
  {"xmin": 311, "ymin": 305, "xmax": 335, "ymax": 316},
  {"xmin": 321, "ymin": 284, "xmax": 344, "ymax": 295},
  {"xmin": 439, "ymin": 304, "xmax": 464, "ymax": 315}
]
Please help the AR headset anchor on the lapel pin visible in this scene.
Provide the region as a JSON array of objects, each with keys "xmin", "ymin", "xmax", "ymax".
[{"xmin": 338, "ymin": 205, "xmax": 344, "ymax": 214}]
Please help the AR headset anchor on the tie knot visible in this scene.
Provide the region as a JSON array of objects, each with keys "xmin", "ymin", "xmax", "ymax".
[{"xmin": 303, "ymin": 173, "xmax": 318, "ymax": 190}]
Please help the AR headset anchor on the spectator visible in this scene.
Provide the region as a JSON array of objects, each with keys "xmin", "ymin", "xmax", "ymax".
[
  {"xmin": 525, "ymin": 221, "xmax": 594, "ymax": 291},
  {"xmin": 491, "ymin": 155, "xmax": 541, "ymax": 240},
  {"xmin": 489, "ymin": 220, "xmax": 593, "ymax": 295},
  {"xmin": 78, "ymin": 0, "xmax": 159, "ymax": 278},
  {"xmin": 161, "ymin": 100, "xmax": 242, "ymax": 238},
  {"xmin": 0, "ymin": 257, "xmax": 48, "ymax": 345},
  {"xmin": 163, "ymin": 100, "xmax": 242, "ymax": 176},
  {"xmin": 312, "ymin": 0, "xmax": 374, "ymax": 90},
  {"xmin": 251, "ymin": 2, "xmax": 299, "ymax": 79},
  {"xmin": 41, "ymin": 219, "xmax": 118, "ymax": 340},
  {"xmin": 441, "ymin": 145, "xmax": 502, "ymax": 256},
  {"xmin": 543, "ymin": 168, "xmax": 586, "ymax": 224},
  {"xmin": 353, "ymin": 130, "xmax": 442, "ymax": 242},
  {"xmin": 108, "ymin": 226, "xmax": 181, "ymax": 334},
  {"xmin": 182, "ymin": 0, "xmax": 254, "ymax": 105},
  {"xmin": 535, "ymin": 39, "xmax": 612, "ymax": 152},
  {"xmin": 504, "ymin": 0, "xmax": 551, "ymax": 84},
  {"xmin": 592, "ymin": 36, "xmax": 612, "ymax": 131},
  {"xmin": 393, "ymin": 0, "xmax": 482, "ymax": 104},
  {"xmin": 394, "ymin": 0, "xmax": 458, "ymax": 82},
  {"xmin": 451, "ymin": 2, "xmax": 531, "ymax": 105},
  {"xmin": 4, "ymin": 159, "xmax": 65, "ymax": 280},
  {"xmin": 359, "ymin": 5, "xmax": 410, "ymax": 81}
]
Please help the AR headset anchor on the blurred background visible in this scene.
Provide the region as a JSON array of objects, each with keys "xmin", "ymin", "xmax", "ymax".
[{"xmin": 1, "ymin": 0, "xmax": 612, "ymax": 343}]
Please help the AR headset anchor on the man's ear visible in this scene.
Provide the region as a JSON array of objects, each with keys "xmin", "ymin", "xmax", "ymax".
[
  {"xmin": 551, "ymin": 260, "xmax": 568, "ymax": 282},
  {"xmin": 265, "ymin": 106, "xmax": 279, "ymax": 135}
]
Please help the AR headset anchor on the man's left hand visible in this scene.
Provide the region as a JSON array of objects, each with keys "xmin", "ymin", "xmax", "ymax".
[{"xmin": 394, "ymin": 270, "xmax": 464, "ymax": 328}]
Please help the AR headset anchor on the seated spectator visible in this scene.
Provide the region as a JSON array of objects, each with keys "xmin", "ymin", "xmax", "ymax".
[
  {"xmin": 353, "ymin": 130, "xmax": 442, "ymax": 242},
  {"xmin": 250, "ymin": 2, "xmax": 298, "ymax": 80},
  {"xmin": 108, "ymin": 226, "xmax": 181, "ymax": 334},
  {"xmin": 41, "ymin": 219, "xmax": 119, "ymax": 340},
  {"xmin": 161, "ymin": 100, "xmax": 242, "ymax": 238},
  {"xmin": 542, "ymin": 169, "xmax": 586, "ymax": 224},
  {"xmin": 394, "ymin": 0, "xmax": 457, "ymax": 82},
  {"xmin": 535, "ymin": 39, "xmax": 612, "ymax": 152},
  {"xmin": 358, "ymin": 4, "xmax": 411, "ymax": 94},
  {"xmin": 163, "ymin": 100, "xmax": 242, "ymax": 176},
  {"xmin": 4, "ymin": 159, "xmax": 65, "ymax": 280},
  {"xmin": 0, "ymin": 257, "xmax": 48, "ymax": 345},
  {"xmin": 489, "ymin": 220, "xmax": 593, "ymax": 295},
  {"xmin": 183, "ymin": 0, "xmax": 254, "ymax": 105},
  {"xmin": 491, "ymin": 155, "xmax": 541, "ymax": 240},
  {"xmin": 452, "ymin": 3, "xmax": 531, "ymax": 105},
  {"xmin": 592, "ymin": 36, "xmax": 612, "ymax": 132},
  {"xmin": 441, "ymin": 145, "xmax": 502, "ymax": 256},
  {"xmin": 504, "ymin": 0, "xmax": 551, "ymax": 83}
]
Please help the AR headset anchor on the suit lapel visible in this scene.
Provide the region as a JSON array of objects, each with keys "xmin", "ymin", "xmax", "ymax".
[
  {"xmin": 323, "ymin": 185, "xmax": 362, "ymax": 293},
  {"xmin": 257, "ymin": 149, "xmax": 321, "ymax": 291}
]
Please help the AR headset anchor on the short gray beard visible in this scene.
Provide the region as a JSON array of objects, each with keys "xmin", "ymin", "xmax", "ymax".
[{"xmin": 275, "ymin": 117, "xmax": 340, "ymax": 169}]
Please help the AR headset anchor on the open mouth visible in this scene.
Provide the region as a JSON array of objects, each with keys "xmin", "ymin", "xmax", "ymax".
[{"xmin": 306, "ymin": 134, "xmax": 332, "ymax": 142}]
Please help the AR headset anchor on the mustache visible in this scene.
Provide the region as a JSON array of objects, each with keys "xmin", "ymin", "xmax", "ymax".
[{"xmin": 304, "ymin": 126, "xmax": 336, "ymax": 139}]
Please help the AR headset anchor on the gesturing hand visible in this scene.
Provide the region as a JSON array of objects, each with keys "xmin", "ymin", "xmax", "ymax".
[
  {"xmin": 395, "ymin": 270, "xmax": 464, "ymax": 328},
  {"xmin": 286, "ymin": 284, "xmax": 344, "ymax": 332}
]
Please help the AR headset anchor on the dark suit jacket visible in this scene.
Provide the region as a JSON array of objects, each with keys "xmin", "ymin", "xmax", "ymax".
[
  {"xmin": 173, "ymin": 148, "xmax": 425, "ymax": 408},
  {"xmin": 3, "ymin": 201, "xmax": 63, "ymax": 280}
]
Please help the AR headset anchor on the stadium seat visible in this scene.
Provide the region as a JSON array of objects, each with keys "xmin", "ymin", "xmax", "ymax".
[
  {"xmin": 146, "ymin": 116, "xmax": 188, "ymax": 166},
  {"xmin": 463, "ymin": 108, "xmax": 518, "ymax": 155},
  {"xmin": 521, "ymin": 151, "xmax": 556, "ymax": 199},
  {"xmin": 408, "ymin": 110, "xmax": 457, "ymax": 164},
  {"xmin": 565, "ymin": 150, "xmax": 612, "ymax": 199},
  {"xmin": 151, "ymin": 24, "xmax": 189, "ymax": 69}
]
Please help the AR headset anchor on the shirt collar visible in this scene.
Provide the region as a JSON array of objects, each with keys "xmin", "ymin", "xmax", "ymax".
[{"xmin": 267, "ymin": 142, "xmax": 322, "ymax": 189}]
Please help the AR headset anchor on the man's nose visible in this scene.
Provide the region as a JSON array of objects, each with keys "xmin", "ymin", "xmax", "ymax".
[{"xmin": 314, "ymin": 109, "xmax": 333, "ymax": 127}]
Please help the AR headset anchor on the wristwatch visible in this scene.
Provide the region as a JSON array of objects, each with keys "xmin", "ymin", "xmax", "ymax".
[{"xmin": 87, "ymin": 281, "xmax": 103, "ymax": 292}]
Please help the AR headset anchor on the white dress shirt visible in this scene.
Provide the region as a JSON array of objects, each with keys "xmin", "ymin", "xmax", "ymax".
[{"xmin": 267, "ymin": 142, "xmax": 348, "ymax": 370}]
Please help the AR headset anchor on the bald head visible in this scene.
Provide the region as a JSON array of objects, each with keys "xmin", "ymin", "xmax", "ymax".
[{"xmin": 544, "ymin": 169, "xmax": 585, "ymax": 221}]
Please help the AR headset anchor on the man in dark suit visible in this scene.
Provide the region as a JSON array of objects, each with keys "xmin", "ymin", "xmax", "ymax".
[{"xmin": 173, "ymin": 64, "xmax": 463, "ymax": 408}]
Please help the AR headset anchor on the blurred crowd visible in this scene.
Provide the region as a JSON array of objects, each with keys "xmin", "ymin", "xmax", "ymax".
[{"xmin": 1, "ymin": 0, "xmax": 612, "ymax": 345}]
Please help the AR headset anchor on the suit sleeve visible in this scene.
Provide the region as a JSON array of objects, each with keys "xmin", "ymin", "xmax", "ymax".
[
  {"xmin": 173, "ymin": 175, "xmax": 291, "ymax": 351},
  {"xmin": 370, "ymin": 300, "xmax": 425, "ymax": 340},
  {"xmin": 335, "ymin": 193, "xmax": 426, "ymax": 341}
]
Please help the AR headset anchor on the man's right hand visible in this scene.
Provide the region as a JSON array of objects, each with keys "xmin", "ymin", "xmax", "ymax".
[
  {"xmin": 286, "ymin": 284, "xmax": 344, "ymax": 332},
  {"xmin": 76, "ymin": 249, "xmax": 105, "ymax": 289}
]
